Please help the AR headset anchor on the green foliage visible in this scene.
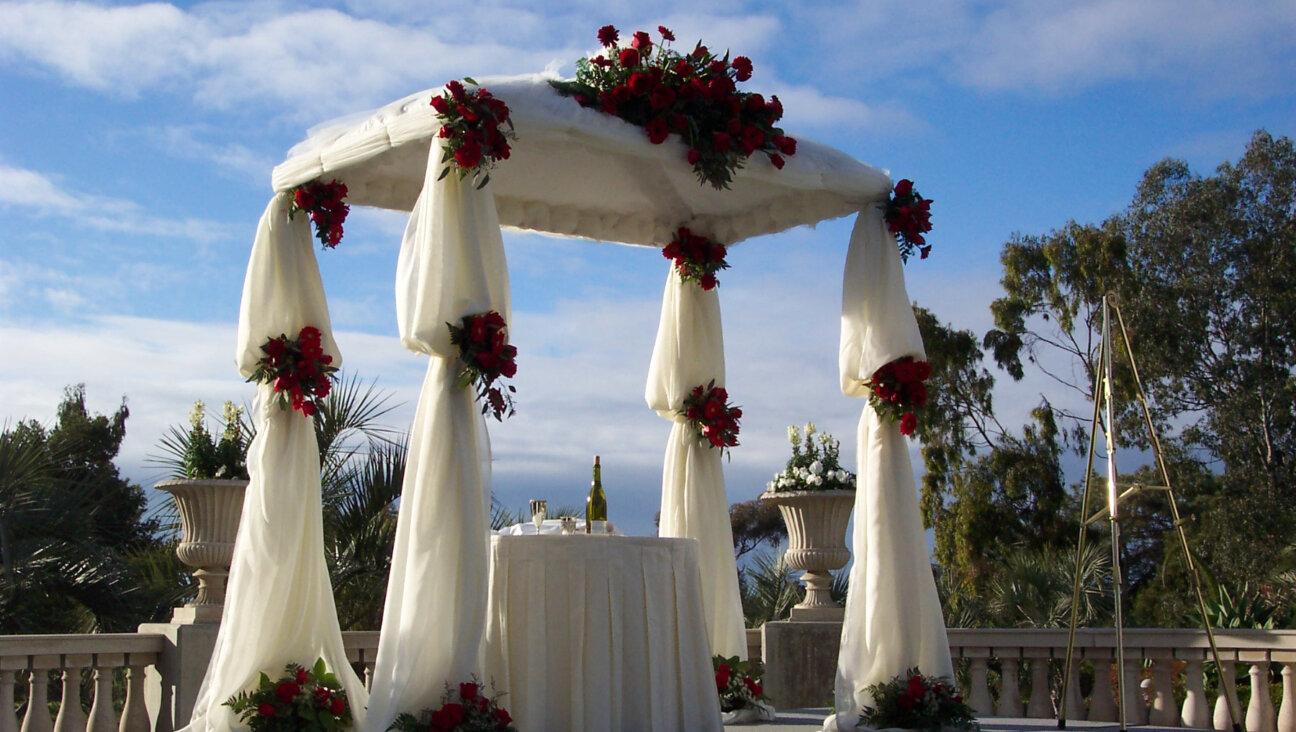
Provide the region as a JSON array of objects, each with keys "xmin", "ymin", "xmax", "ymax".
[
  {"xmin": 739, "ymin": 551, "xmax": 805, "ymax": 627},
  {"xmin": 152, "ymin": 400, "xmax": 249, "ymax": 480},
  {"xmin": 728, "ymin": 498, "xmax": 786, "ymax": 561}
]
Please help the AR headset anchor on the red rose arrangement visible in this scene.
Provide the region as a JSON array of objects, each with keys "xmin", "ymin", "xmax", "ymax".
[
  {"xmin": 248, "ymin": 326, "xmax": 338, "ymax": 417},
  {"xmin": 431, "ymin": 79, "xmax": 516, "ymax": 189},
  {"xmin": 447, "ymin": 311, "xmax": 518, "ymax": 421},
  {"xmin": 224, "ymin": 659, "xmax": 352, "ymax": 732},
  {"xmin": 387, "ymin": 679, "xmax": 518, "ymax": 732},
  {"xmin": 884, "ymin": 178, "xmax": 934, "ymax": 262},
  {"xmin": 864, "ymin": 355, "xmax": 932, "ymax": 437},
  {"xmin": 662, "ymin": 226, "xmax": 728, "ymax": 290},
  {"xmin": 551, "ymin": 24, "xmax": 797, "ymax": 189},
  {"xmin": 679, "ymin": 381, "xmax": 741, "ymax": 454},
  {"xmin": 713, "ymin": 655, "xmax": 766, "ymax": 713},
  {"xmin": 859, "ymin": 668, "xmax": 978, "ymax": 732},
  {"xmin": 290, "ymin": 180, "xmax": 349, "ymax": 249}
]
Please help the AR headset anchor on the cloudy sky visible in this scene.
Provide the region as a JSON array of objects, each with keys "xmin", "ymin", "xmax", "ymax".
[{"xmin": 1, "ymin": 0, "xmax": 1293, "ymax": 536}]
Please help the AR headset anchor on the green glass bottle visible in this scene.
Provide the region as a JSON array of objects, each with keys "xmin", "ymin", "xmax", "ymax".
[{"xmin": 586, "ymin": 455, "xmax": 607, "ymax": 533}]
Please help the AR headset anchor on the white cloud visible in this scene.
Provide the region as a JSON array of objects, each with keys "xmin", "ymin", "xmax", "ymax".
[{"xmin": 0, "ymin": 163, "xmax": 229, "ymax": 241}]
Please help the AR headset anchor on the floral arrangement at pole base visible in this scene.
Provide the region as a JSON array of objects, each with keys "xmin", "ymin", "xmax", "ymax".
[
  {"xmin": 247, "ymin": 326, "xmax": 338, "ymax": 417},
  {"xmin": 551, "ymin": 24, "xmax": 797, "ymax": 189},
  {"xmin": 662, "ymin": 226, "xmax": 728, "ymax": 290},
  {"xmin": 447, "ymin": 310, "xmax": 518, "ymax": 421},
  {"xmin": 224, "ymin": 659, "xmax": 353, "ymax": 732},
  {"xmin": 714, "ymin": 655, "xmax": 776, "ymax": 724},
  {"xmin": 431, "ymin": 78, "xmax": 516, "ymax": 189},
  {"xmin": 859, "ymin": 668, "xmax": 978, "ymax": 732},
  {"xmin": 387, "ymin": 678, "xmax": 518, "ymax": 732},
  {"xmin": 679, "ymin": 380, "xmax": 741, "ymax": 456},
  {"xmin": 864, "ymin": 356, "xmax": 931, "ymax": 436},
  {"xmin": 766, "ymin": 422, "xmax": 855, "ymax": 493},
  {"xmin": 290, "ymin": 180, "xmax": 349, "ymax": 249},
  {"xmin": 884, "ymin": 179, "xmax": 933, "ymax": 262}
]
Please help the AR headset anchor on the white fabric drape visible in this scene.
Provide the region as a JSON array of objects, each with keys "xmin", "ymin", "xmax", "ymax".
[
  {"xmin": 827, "ymin": 207, "xmax": 952, "ymax": 732},
  {"xmin": 363, "ymin": 141, "xmax": 510, "ymax": 732},
  {"xmin": 182, "ymin": 195, "xmax": 366, "ymax": 732},
  {"xmin": 645, "ymin": 270, "xmax": 746, "ymax": 660}
]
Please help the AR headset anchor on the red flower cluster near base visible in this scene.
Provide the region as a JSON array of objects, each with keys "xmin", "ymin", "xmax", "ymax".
[
  {"xmin": 713, "ymin": 655, "xmax": 766, "ymax": 714},
  {"xmin": 662, "ymin": 226, "xmax": 728, "ymax": 290},
  {"xmin": 224, "ymin": 659, "xmax": 352, "ymax": 732},
  {"xmin": 680, "ymin": 381, "xmax": 741, "ymax": 454},
  {"xmin": 248, "ymin": 326, "xmax": 338, "ymax": 417},
  {"xmin": 448, "ymin": 311, "xmax": 518, "ymax": 421},
  {"xmin": 859, "ymin": 668, "xmax": 977, "ymax": 732},
  {"xmin": 884, "ymin": 178, "xmax": 934, "ymax": 262},
  {"xmin": 290, "ymin": 180, "xmax": 349, "ymax": 249},
  {"xmin": 387, "ymin": 678, "xmax": 517, "ymax": 732},
  {"xmin": 865, "ymin": 355, "xmax": 931, "ymax": 436},
  {"xmin": 551, "ymin": 25, "xmax": 797, "ymax": 189},
  {"xmin": 431, "ymin": 79, "xmax": 516, "ymax": 189}
]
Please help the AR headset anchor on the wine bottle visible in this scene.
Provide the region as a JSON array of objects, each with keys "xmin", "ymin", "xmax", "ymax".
[{"xmin": 586, "ymin": 455, "xmax": 607, "ymax": 533}]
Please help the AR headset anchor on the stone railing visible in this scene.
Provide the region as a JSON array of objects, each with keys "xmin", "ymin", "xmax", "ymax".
[
  {"xmin": 948, "ymin": 628, "xmax": 1296, "ymax": 732},
  {"xmin": 0, "ymin": 634, "xmax": 163, "ymax": 732}
]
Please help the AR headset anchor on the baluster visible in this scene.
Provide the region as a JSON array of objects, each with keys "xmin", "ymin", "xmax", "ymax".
[
  {"xmin": 1217, "ymin": 661, "xmax": 1242, "ymax": 731},
  {"xmin": 118, "ymin": 666, "xmax": 149, "ymax": 732},
  {"xmin": 1183, "ymin": 658, "xmax": 1212, "ymax": 729},
  {"xmin": 1026, "ymin": 656, "xmax": 1052, "ymax": 718},
  {"xmin": 967, "ymin": 657, "xmax": 994, "ymax": 716},
  {"xmin": 1063, "ymin": 657, "xmax": 1085, "ymax": 721},
  {"xmin": 0, "ymin": 670, "xmax": 18, "ymax": 732},
  {"xmin": 1089, "ymin": 660, "xmax": 1119, "ymax": 723},
  {"xmin": 86, "ymin": 667, "xmax": 115, "ymax": 732},
  {"xmin": 1122, "ymin": 658, "xmax": 1145, "ymax": 726},
  {"xmin": 997, "ymin": 658, "xmax": 1024, "ymax": 717},
  {"xmin": 52, "ymin": 665, "xmax": 87, "ymax": 732},
  {"xmin": 1246, "ymin": 661, "xmax": 1274, "ymax": 732},
  {"xmin": 1149, "ymin": 654, "xmax": 1180, "ymax": 726},
  {"xmin": 21, "ymin": 666, "xmax": 54, "ymax": 732},
  {"xmin": 1278, "ymin": 663, "xmax": 1296, "ymax": 732}
]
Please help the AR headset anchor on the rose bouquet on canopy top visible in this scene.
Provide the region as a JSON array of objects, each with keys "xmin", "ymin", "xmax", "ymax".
[
  {"xmin": 864, "ymin": 355, "xmax": 931, "ymax": 437},
  {"xmin": 766, "ymin": 422, "xmax": 855, "ymax": 493},
  {"xmin": 679, "ymin": 380, "xmax": 741, "ymax": 456},
  {"xmin": 859, "ymin": 668, "xmax": 979, "ymax": 732},
  {"xmin": 224, "ymin": 659, "xmax": 353, "ymax": 732},
  {"xmin": 386, "ymin": 678, "xmax": 518, "ymax": 732},
  {"xmin": 290, "ymin": 180, "xmax": 349, "ymax": 249},
  {"xmin": 247, "ymin": 326, "xmax": 339, "ymax": 417},
  {"xmin": 551, "ymin": 24, "xmax": 797, "ymax": 189},
  {"xmin": 431, "ymin": 78, "xmax": 516, "ymax": 189},
  {"xmin": 662, "ymin": 226, "xmax": 728, "ymax": 290},
  {"xmin": 884, "ymin": 178, "xmax": 934, "ymax": 262},
  {"xmin": 447, "ymin": 310, "xmax": 518, "ymax": 421}
]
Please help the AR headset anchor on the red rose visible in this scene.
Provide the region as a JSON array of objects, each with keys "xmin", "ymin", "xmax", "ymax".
[
  {"xmin": 778, "ymin": 135, "xmax": 797, "ymax": 156},
  {"xmin": 313, "ymin": 687, "xmax": 331, "ymax": 704},
  {"xmin": 645, "ymin": 117, "xmax": 669, "ymax": 144},
  {"xmin": 894, "ymin": 178, "xmax": 914, "ymax": 197},
  {"xmin": 329, "ymin": 697, "xmax": 345, "ymax": 716},
  {"xmin": 430, "ymin": 95, "xmax": 449, "ymax": 114},
  {"xmin": 712, "ymin": 386, "xmax": 728, "ymax": 401},
  {"xmin": 687, "ymin": 148, "xmax": 701, "ymax": 165},
  {"xmin": 712, "ymin": 132, "xmax": 731, "ymax": 153},
  {"xmin": 699, "ymin": 273, "xmax": 717, "ymax": 290},
  {"xmin": 294, "ymin": 189, "xmax": 314, "ymax": 210},
  {"xmin": 742, "ymin": 125, "xmax": 765, "ymax": 150},
  {"xmin": 299, "ymin": 400, "xmax": 317, "ymax": 417},
  {"xmin": 500, "ymin": 359, "xmax": 518, "ymax": 378},
  {"xmin": 900, "ymin": 412, "xmax": 917, "ymax": 436},
  {"xmin": 691, "ymin": 44, "xmax": 708, "ymax": 60},
  {"xmin": 618, "ymin": 48, "xmax": 640, "ymax": 67},
  {"xmin": 446, "ymin": 80, "xmax": 465, "ymax": 100},
  {"xmin": 898, "ymin": 694, "xmax": 915, "ymax": 710},
  {"xmin": 770, "ymin": 154, "xmax": 785, "ymax": 170},
  {"xmin": 257, "ymin": 703, "xmax": 276, "ymax": 718},
  {"xmin": 631, "ymin": 30, "xmax": 652, "ymax": 52},
  {"xmin": 276, "ymin": 682, "xmax": 300, "ymax": 704},
  {"xmin": 650, "ymin": 87, "xmax": 676, "ymax": 111},
  {"xmin": 494, "ymin": 707, "xmax": 513, "ymax": 726},
  {"xmin": 597, "ymin": 24, "xmax": 618, "ymax": 47},
  {"xmin": 459, "ymin": 682, "xmax": 479, "ymax": 700},
  {"xmin": 731, "ymin": 56, "xmax": 753, "ymax": 81},
  {"xmin": 431, "ymin": 703, "xmax": 466, "ymax": 730},
  {"xmin": 628, "ymin": 72, "xmax": 651, "ymax": 95},
  {"xmin": 476, "ymin": 351, "xmax": 499, "ymax": 371}
]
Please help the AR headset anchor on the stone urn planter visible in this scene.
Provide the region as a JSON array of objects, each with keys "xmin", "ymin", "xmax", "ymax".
[
  {"xmin": 759, "ymin": 489, "xmax": 855, "ymax": 620},
  {"xmin": 155, "ymin": 478, "xmax": 248, "ymax": 624}
]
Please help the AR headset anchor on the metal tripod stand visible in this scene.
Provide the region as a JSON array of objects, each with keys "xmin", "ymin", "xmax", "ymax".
[{"xmin": 1056, "ymin": 294, "xmax": 1242, "ymax": 732}]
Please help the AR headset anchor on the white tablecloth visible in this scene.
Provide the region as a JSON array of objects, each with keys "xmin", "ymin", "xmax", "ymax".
[{"xmin": 484, "ymin": 535, "xmax": 724, "ymax": 732}]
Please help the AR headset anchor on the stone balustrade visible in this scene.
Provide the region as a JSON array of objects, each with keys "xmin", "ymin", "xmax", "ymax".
[{"xmin": 948, "ymin": 628, "xmax": 1296, "ymax": 732}]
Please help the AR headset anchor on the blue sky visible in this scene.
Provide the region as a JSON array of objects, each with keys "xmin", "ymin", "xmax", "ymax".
[{"xmin": 1, "ymin": 1, "xmax": 1293, "ymax": 536}]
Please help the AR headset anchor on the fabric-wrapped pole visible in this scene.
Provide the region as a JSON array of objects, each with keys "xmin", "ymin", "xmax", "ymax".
[
  {"xmin": 826, "ymin": 207, "xmax": 952, "ymax": 732},
  {"xmin": 645, "ymin": 269, "xmax": 746, "ymax": 660},
  {"xmin": 362, "ymin": 141, "xmax": 510, "ymax": 732},
  {"xmin": 182, "ymin": 194, "xmax": 367, "ymax": 732}
]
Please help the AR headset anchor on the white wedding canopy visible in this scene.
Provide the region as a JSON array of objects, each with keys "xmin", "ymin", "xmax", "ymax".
[{"xmin": 188, "ymin": 71, "xmax": 951, "ymax": 732}]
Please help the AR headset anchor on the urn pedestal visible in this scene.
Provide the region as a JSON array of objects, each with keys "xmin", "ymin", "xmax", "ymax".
[
  {"xmin": 759, "ymin": 489, "xmax": 855, "ymax": 621},
  {"xmin": 155, "ymin": 478, "xmax": 247, "ymax": 624}
]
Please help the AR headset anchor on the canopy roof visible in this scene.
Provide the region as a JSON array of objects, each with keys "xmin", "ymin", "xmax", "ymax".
[{"xmin": 272, "ymin": 73, "xmax": 892, "ymax": 247}]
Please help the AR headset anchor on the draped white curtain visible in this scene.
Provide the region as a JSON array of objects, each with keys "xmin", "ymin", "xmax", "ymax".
[
  {"xmin": 182, "ymin": 195, "xmax": 367, "ymax": 732},
  {"xmin": 362, "ymin": 141, "xmax": 510, "ymax": 732},
  {"xmin": 827, "ymin": 207, "xmax": 953, "ymax": 731},
  {"xmin": 645, "ymin": 270, "xmax": 746, "ymax": 660}
]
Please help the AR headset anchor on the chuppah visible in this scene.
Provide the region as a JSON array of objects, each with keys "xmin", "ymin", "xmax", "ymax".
[{"xmin": 182, "ymin": 23, "xmax": 951, "ymax": 732}]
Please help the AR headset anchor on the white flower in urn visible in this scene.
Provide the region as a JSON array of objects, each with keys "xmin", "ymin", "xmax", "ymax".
[
  {"xmin": 809, "ymin": 460, "xmax": 823, "ymax": 475},
  {"xmin": 767, "ymin": 423, "xmax": 855, "ymax": 493}
]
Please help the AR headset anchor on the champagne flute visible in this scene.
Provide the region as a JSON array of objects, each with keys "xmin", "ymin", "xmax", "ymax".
[{"xmin": 529, "ymin": 499, "xmax": 547, "ymax": 533}]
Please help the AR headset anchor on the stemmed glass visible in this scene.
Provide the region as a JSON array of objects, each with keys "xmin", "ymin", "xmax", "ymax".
[{"xmin": 529, "ymin": 499, "xmax": 547, "ymax": 533}]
